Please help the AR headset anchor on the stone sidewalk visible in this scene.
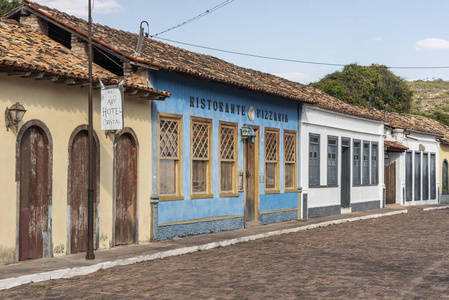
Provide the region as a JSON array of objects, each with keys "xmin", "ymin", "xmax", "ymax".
[{"xmin": 2, "ymin": 204, "xmax": 444, "ymax": 291}]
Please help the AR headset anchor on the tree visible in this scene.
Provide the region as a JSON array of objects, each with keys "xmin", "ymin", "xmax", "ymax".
[
  {"xmin": 0, "ymin": 0, "xmax": 21, "ymax": 16},
  {"xmin": 311, "ymin": 64, "xmax": 413, "ymax": 113}
]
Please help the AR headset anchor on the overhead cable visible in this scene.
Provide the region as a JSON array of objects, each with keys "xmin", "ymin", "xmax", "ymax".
[
  {"xmin": 151, "ymin": 0, "xmax": 235, "ymax": 37},
  {"xmin": 153, "ymin": 36, "xmax": 449, "ymax": 70}
]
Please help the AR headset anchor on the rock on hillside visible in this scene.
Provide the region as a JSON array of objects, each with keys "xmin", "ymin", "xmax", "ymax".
[{"xmin": 409, "ymin": 79, "xmax": 449, "ymax": 113}]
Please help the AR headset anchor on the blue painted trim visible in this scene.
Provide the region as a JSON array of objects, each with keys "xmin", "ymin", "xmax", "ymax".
[
  {"xmin": 157, "ymin": 217, "xmax": 244, "ymax": 240},
  {"xmin": 259, "ymin": 209, "xmax": 297, "ymax": 225}
]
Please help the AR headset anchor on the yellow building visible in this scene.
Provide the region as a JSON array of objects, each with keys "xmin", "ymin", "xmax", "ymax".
[{"xmin": 0, "ymin": 20, "xmax": 170, "ymax": 265}]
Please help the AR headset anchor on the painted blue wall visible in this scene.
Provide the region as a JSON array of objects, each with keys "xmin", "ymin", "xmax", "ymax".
[{"xmin": 152, "ymin": 71, "xmax": 301, "ymax": 225}]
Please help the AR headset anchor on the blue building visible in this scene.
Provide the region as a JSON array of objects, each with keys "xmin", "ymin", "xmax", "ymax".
[{"xmin": 151, "ymin": 71, "xmax": 306, "ymax": 239}]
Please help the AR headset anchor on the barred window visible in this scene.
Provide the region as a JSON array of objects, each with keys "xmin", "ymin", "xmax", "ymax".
[
  {"xmin": 191, "ymin": 117, "xmax": 212, "ymax": 197},
  {"xmin": 159, "ymin": 113, "xmax": 182, "ymax": 198},
  {"xmin": 219, "ymin": 122, "xmax": 238, "ymax": 196},
  {"xmin": 265, "ymin": 128, "xmax": 279, "ymax": 192},
  {"xmin": 284, "ymin": 130, "xmax": 297, "ymax": 191}
]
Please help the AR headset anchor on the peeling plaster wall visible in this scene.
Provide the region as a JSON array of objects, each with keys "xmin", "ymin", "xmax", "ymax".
[{"xmin": 0, "ymin": 74, "xmax": 153, "ymax": 264}]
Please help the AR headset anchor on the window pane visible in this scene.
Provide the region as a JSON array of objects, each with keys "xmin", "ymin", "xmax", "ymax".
[
  {"xmin": 285, "ymin": 163, "xmax": 293, "ymax": 188},
  {"xmin": 159, "ymin": 159, "xmax": 176, "ymax": 195},
  {"xmin": 220, "ymin": 161, "xmax": 233, "ymax": 192},
  {"xmin": 266, "ymin": 162, "xmax": 276, "ymax": 189},
  {"xmin": 192, "ymin": 160, "xmax": 207, "ymax": 193}
]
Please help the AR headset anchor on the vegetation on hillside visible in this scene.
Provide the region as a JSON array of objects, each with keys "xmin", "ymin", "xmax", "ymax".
[
  {"xmin": 409, "ymin": 79, "xmax": 449, "ymax": 126},
  {"xmin": 311, "ymin": 64, "xmax": 413, "ymax": 113},
  {"xmin": 0, "ymin": 0, "xmax": 21, "ymax": 16}
]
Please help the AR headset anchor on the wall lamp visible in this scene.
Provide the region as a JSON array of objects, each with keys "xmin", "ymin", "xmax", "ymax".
[{"xmin": 5, "ymin": 102, "xmax": 26, "ymax": 131}]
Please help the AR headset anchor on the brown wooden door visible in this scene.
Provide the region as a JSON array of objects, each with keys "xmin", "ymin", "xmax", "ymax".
[
  {"xmin": 244, "ymin": 128, "xmax": 258, "ymax": 222},
  {"xmin": 115, "ymin": 133, "xmax": 137, "ymax": 245},
  {"xmin": 69, "ymin": 130, "xmax": 98, "ymax": 253},
  {"xmin": 385, "ymin": 161, "xmax": 396, "ymax": 204},
  {"xmin": 19, "ymin": 126, "xmax": 50, "ymax": 261}
]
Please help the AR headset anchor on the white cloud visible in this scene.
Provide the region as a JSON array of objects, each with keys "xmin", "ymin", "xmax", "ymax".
[
  {"xmin": 414, "ymin": 38, "xmax": 449, "ymax": 51},
  {"xmin": 275, "ymin": 72, "xmax": 311, "ymax": 83},
  {"xmin": 370, "ymin": 37, "xmax": 382, "ymax": 42},
  {"xmin": 37, "ymin": 0, "xmax": 122, "ymax": 17}
]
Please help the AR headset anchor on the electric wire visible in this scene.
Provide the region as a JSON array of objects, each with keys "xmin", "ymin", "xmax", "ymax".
[
  {"xmin": 151, "ymin": 0, "xmax": 235, "ymax": 37},
  {"xmin": 153, "ymin": 36, "xmax": 449, "ymax": 70}
]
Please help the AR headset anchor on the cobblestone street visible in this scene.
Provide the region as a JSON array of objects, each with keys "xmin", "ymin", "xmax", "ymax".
[{"xmin": 2, "ymin": 208, "xmax": 449, "ymax": 299}]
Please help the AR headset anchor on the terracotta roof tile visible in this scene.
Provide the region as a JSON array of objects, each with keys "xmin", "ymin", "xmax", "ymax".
[
  {"xmin": 385, "ymin": 112, "xmax": 446, "ymax": 136},
  {"xmin": 384, "ymin": 140, "xmax": 408, "ymax": 152},
  {"xmin": 0, "ymin": 18, "xmax": 170, "ymax": 98}
]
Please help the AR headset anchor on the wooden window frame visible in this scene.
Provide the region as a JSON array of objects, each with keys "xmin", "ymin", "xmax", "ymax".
[
  {"xmin": 190, "ymin": 116, "xmax": 213, "ymax": 199},
  {"xmin": 362, "ymin": 141, "xmax": 370, "ymax": 185},
  {"xmin": 327, "ymin": 136, "xmax": 338, "ymax": 186},
  {"xmin": 264, "ymin": 127, "xmax": 280, "ymax": 194},
  {"xmin": 422, "ymin": 152, "xmax": 429, "ymax": 200},
  {"xmin": 414, "ymin": 151, "xmax": 421, "ymax": 201},
  {"xmin": 405, "ymin": 151, "xmax": 413, "ymax": 201},
  {"xmin": 219, "ymin": 121, "xmax": 239, "ymax": 197},
  {"xmin": 430, "ymin": 153, "xmax": 436, "ymax": 199},
  {"xmin": 284, "ymin": 130, "xmax": 297, "ymax": 193},
  {"xmin": 158, "ymin": 113, "xmax": 183, "ymax": 201},
  {"xmin": 353, "ymin": 140, "xmax": 361, "ymax": 186},
  {"xmin": 371, "ymin": 142, "xmax": 379, "ymax": 185},
  {"xmin": 309, "ymin": 133, "xmax": 320, "ymax": 188}
]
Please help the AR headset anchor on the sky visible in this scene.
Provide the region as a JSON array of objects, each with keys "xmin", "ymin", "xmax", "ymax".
[{"xmin": 35, "ymin": 0, "xmax": 449, "ymax": 84}]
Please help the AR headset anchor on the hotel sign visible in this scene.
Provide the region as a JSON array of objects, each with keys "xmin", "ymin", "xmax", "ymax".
[{"xmin": 101, "ymin": 82, "xmax": 124, "ymax": 131}]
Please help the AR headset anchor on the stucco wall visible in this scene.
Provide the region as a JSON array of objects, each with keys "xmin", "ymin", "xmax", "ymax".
[
  {"xmin": 0, "ymin": 74, "xmax": 153, "ymax": 264},
  {"xmin": 301, "ymin": 105, "xmax": 384, "ymax": 214},
  {"xmin": 439, "ymin": 144, "xmax": 449, "ymax": 203}
]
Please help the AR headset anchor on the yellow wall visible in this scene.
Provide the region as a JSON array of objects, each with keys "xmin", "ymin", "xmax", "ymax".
[
  {"xmin": 0, "ymin": 74, "xmax": 153, "ymax": 264},
  {"xmin": 440, "ymin": 144, "xmax": 449, "ymax": 202}
]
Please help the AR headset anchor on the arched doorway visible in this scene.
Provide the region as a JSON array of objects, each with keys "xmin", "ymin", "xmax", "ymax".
[
  {"xmin": 67, "ymin": 126, "xmax": 100, "ymax": 254},
  {"xmin": 114, "ymin": 129, "xmax": 138, "ymax": 246},
  {"xmin": 17, "ymin": 120, "xmax": 52, "ymax": 261}
]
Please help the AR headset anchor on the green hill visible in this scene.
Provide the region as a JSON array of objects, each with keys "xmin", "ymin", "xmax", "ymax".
[{"xmin": 408, "ymin": 79, "xmax": 449, "ymax": 126}]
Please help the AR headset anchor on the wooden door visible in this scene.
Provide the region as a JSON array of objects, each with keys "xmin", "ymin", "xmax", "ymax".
[
  {"xmin": 115, "ymin": 133, "xmax": 137, "ymax": 245},
  {"xmin": 341, "ymin": 144, "xmax": 351, "ymax": 208},
  {"xmin": 69, "ymin": 130, "xmax": 98, "ymax": 253},
  {"xmin": 244, "ymin": 128, "xmax": 258, "ymax": 222},
  {"xmin": 385, "ymin": 162, "xmax": 396, "ymax": 204},
  {"xmin": 19, "ymin": 126, "xmax": 50, "ymax": 261}
]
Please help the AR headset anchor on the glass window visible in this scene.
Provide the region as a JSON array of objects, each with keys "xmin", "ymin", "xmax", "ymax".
[
  {"xmin": 430, "ymin": 154, "xmax": 436, "ymax": 199},
  {"xmin": 422, "ymin": 153, "xmax": 429, "ymax": 200},
  {"xmin": 309, "ymin": 134, "xmax": 320, "ymax": 187},
  {"xmin": 191, "ymin": 117, "xmax": 212, "ymax": 196},
  {"xmin": 362, "ymin": 141, "xmax": 370, "ymax": 185},
  {"xmin": 265, "ymin": 128, "xmax": 279, "ymax": 192},
  {"xmin": 353, "ymin": 140, "xmax": 361, "ymax": 185},
  {"xmin": 327, "ymin": 136, "xmax": 338, "ymax": 186},
  {"xmin": 443, "ymin": 159, "xmax": 448, "ymax": 194},
  {"xmin": 405, "ymin": 151, "xmax": 413, "ymax": 201},
  {"xmin": 219, "ymin": 122, "xmax": 238, "ymax": 196},
  {"xmin": 284, "ymin": 130, "xmax": 297, "ymax": 191},
  {"xmin": 159, "ymin": 113, "xmax": 182, "ymax": 198}
]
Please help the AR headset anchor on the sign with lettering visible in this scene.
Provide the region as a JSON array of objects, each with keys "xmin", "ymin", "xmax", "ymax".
[
  {"xmin": 101, "ymin": 82, "xmax": 124, "ymax": 131},
  {"xmin": 189, "ymin": 96, "xmax": 288, "ymax": 123}
]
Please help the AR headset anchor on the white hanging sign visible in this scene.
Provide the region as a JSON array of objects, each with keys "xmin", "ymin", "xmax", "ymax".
[{"xmin": 100, "ymin": 80, "xmax": 124, "ymax": 131}]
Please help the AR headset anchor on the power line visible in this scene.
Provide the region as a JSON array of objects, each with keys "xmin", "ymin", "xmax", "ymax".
[
  {"xmin": 151, "ymin": 0, "xmax": 235, "ymax": 37},
  {"xmin": 153, "ymin": 36, "xmax": 449, "ymax": 70}
]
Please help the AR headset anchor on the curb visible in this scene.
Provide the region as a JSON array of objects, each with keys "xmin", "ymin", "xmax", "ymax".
[
  {"xmin": 423, "ymin": 206, "xmax": 449, "ymax": 211},
  {"xmin": 0, "ymin": 209, "xmax": 408, "ymax": 291}
]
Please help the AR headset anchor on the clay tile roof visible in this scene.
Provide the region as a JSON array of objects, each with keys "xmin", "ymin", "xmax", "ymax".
[
  {"xmin": 17, "ymin": 0, "xmax": 316, "ymax": 104},
  {"xmin": 384, "ymin": 140, "xmax": 408, "ymax": 152},
  {"xmin": 0, "ymin": 18, "xmax": 170, "ymax": 98},
  {"xmin": 385, "ymin": 112, "xmax": 446, "ymax": 136}
]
